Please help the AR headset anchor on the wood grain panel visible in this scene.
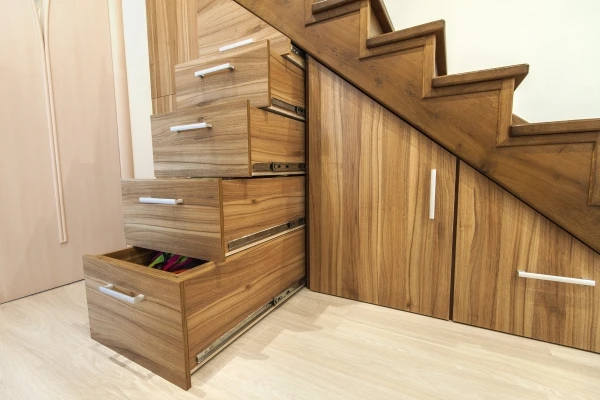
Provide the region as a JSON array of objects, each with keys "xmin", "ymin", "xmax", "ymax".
[
  {"xmin": 308, "ymin": 59, "xmax": 456, "ymax": 319},
  {"xmin": 250, "ymin": 107, "xmax": 305, "ymax": 166},
  {"xmin": 175, "ymin": 40, "xmax": 270, "ymax": 110},
  {"xmin": 197, "ymin": 0, "xmax": 291, "ymax": 57},
  {"xmin": 121, "ymin": 179, "xmax": 223, "ymax": 261},
  {"xmin": 83, "ymin": 253, "xmax": 190, "ymax": 389},
  {"xmin": 146, "ymin": 0, "xmax": 198, "ymax": 98},
  {"xmin": 185, "ymin": 229, "xmax": 306, "ymax": 368},
  {"xmin": 151, "ymin": 101, "xmax": 251, "ymax": 178},
  {"xmin": 221, "ymin": 177, "xmax": 306, "ymax": 245},
  {"xmin": 453, "ymin": 162, "xmax": 600, "ymax": 352},
  {"xmin": 152, "ymin": 94, "xmax": 177, "ymax": 114}
]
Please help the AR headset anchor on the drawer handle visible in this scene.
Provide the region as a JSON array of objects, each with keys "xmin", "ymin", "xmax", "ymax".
[
  {"xmin": 195, "ymin": 63, "xmax": 234, "ymax": 78},
  {"xmin": 429, "ymin": 169, "xmax": 437, "ymax": 220},
  {"xmin": 139, "ymin": 197, "xmax": 183, "ymax": 205},
  {"xmin": 99, "ymin": 284, "xmax": 145, "ymax": 304},
  {"xmin": 517, "ymin": 270, "xmax": 596, "ymax": 287},
  {"xmin": 219, "ymin": 38, "xmax": 253, "ymax": 52},
  {"xmin": 170, "ymin": 122, "xmax": 212, "ymax": 132}
]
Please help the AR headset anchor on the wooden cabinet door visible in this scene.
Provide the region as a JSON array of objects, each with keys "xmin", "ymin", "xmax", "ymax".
[
  {"xmin": 454, "ymin": 162, "xmax": 600, "ymax": 352},
  {"xmin": 308, "ymin": 58, "xmax": 457, "ymax": 319}
]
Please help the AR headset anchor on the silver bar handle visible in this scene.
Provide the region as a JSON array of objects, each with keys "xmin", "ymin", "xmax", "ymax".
[
  {"xmin": 170, "ymin": 122, "xmax": 212, "ymax": 132},
  {"xmin": 139, "ymin": 197, "xmax": 183, "ymax": 205},
  {"xmin": 429, "ymin": 169, "xmax": 437, "ymax": 220},
  {"xmin": 195, "ymin": 63, "xmax": 234, "ymax": 78},
  {"xmin": 517, "ymin": 270, "xmax": 595, "ymax": 287},
  {"xmin": 99, "ymin": 284, "xmax": 145, "ymax": 304},
  {"xmin": 220, "ymin": 38, "xmax": 253, "ymax": 52}
]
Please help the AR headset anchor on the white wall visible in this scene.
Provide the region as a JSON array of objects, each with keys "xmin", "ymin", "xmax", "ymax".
[
  {"xmin": 122, "ymin": 0, "xmax": 154, "ymax": 178},
  {"xmin": 384, "ymin": 0, "xmax": 600, "ymax": 123}
]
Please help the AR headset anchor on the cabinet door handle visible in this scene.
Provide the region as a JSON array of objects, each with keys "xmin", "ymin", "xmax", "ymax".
[
  {"xmin": 195, "ymin": 63, "xmax": 234, "ymax": 78},
  {"xmin": 429, "ymin": 169, "xmax": 437, "ymax": 220},
  {"xmin": 170, "ymin": 122, "xmax": 212, "ymax": 132},
  {"xmin": 219, "ymin": 38, "xmax": 253, "ymax": 52},
  {"xmin": 99, "ymin": 284, "xmax": 145, "ymax": 304},
  {"xmin": 139, "ymin": 197, "xmax": 183, "ymax": 205},
  {"xmin": 517, "ymin": 270, "xmax": 595, "ymax": 287}
]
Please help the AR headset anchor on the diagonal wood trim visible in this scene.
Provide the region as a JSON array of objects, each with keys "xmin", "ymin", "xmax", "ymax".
[
  {"xmin": 512, "ymin": 114, "xmax": 528, "ymax": 125},
  {"xmin": 367, "ymin": 20, "xmax": 446, "ymax": 75},
  {"xmin": 370, "ymin": 0, "xmax": 394, "ymax": 33},
  {"xmin": 34, "ymin": 0, "xmax": 68, "ymax": 244},
  {"xmin": 433, "ymin": 64, "xmax": 529, "ymax": 89},
  {"xmin": 312, "ymin": 0, "xmax": 357, "ymax": 14},
  {"xmin": 511, "ymin": 119, "xmax": 600, "ymax": 136}
]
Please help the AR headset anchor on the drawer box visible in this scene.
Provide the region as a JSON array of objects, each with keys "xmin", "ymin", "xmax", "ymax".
[
  {"xmin": 197, "ymin": 0, "xmax": 305, "ymax": 69},
  {"xmin": 453, "ymin": 163, "xmax": 600, "ymax": 353},
  {"xmin": 84, "ymin": 228, "xmax": 306, "ymax": 390},
  {"xmin": 151, "ymin": 100, "xmax": 305, "ymax": 178},
  {"xmin": 175, "ymin": 40, "xmax": 305, "ymax": 121},
  {"xmin": 121, "ymin": 176, "xmax": 305, "ymax": 262}
]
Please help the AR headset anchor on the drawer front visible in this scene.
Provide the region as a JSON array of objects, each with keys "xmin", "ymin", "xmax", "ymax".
[
  {"xmin": 175, "ymin": 41, "xmax": 270, "ymax": 111},
  {"xmin": 184, "ymin": 228, "xmax": 306, "ymax": 368},
  {"xmin": 83, "ymin": 251, "xmax": 190, "ymax": 389},
  {"xmin": 152, "ymin": 101, "xmax": 251, "ymax": 178},
  {"xmin": 121, "ymin": 179, "xmax": 223, "ymax": 261},
  {"xmin": 453, "ymin": 163, "xmax": 600, "ymax": 352},
  {"xmin": 222, "ymin": 176, "xmax": 306, "ymax": 254},
  {"xmin": 197, "ymin": 0, "xmax": 291, "ymax": 58}
]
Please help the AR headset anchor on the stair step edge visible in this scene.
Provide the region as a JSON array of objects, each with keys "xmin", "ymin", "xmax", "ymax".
[{"xmin": 432, "ymin": 64, "xmax": 529, "ymax": 89}]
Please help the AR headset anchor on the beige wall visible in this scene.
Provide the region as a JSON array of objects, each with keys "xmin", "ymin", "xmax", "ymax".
[
  {"xmin": 122, "ymin": 0, "xmax": 155, "ymax": 179},
  {"xmin": 384, "ymin": 0, "xmax": 600, "ymax": 123}
]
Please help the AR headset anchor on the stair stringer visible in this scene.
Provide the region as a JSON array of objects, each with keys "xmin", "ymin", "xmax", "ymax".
[{"xmin": 232, "ymin": 0, "xmax": 600, "ymax": 254}]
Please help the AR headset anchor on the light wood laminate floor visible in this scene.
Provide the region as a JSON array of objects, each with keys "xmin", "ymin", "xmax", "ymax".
[{"xmin": 1, "ymin": 281, "xmax": 599, "ymax": 399}]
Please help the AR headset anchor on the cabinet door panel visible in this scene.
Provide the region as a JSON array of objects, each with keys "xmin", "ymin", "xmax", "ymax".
[
  {"xmin": 453, "ymin": 162, "xmax": 600, "ymax": 352},
  {"xmin": 308, "ymin": 58, "xmax": 456, "ymax": 319}
]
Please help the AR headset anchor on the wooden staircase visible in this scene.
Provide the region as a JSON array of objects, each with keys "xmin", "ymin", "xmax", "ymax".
[{"xmin": 233, "ymin": 0, "xmax": 600, "ymax": 253}]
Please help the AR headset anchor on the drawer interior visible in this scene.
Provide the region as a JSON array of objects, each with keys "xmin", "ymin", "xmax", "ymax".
[{"xmin": 103, "ymin": 247, "xmax": 212, "ymax": 276}]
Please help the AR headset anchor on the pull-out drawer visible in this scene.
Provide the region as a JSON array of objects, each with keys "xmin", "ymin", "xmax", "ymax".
[
  {"xmin": 453, "ymin": 163, "xmax": 600, "ymax": 353},
  {"xmin": 121, "ymin": 176, "xmax": 305, "ymax": 262},
  {"xmin": 197, "ymin": 0, "xmax": 305, "ymax": 69},
  {"xmin": 84, "ymin": 228, "xmax": 306, "ymax": 390},
  {"xmin": 175, "ymin": 40, "xmax": 305, "ymax": 121},
  {"xmin": 151, "ymin": 100, "xmax": 305, "ymax": 178}
]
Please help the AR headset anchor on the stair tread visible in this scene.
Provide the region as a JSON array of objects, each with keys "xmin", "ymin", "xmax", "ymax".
[
  {"xmin": 312, "ymin": 0, "xmax": 357, "ymax": 15},
  {"xmin": 432, "ymin": 64, "xmax": 529, "ymax": 89},
  {"xmin": 511, "ymin": 119, "xmax": 600, "ymax": 136},
  {"xmin": 367, "ymin": 20, "xmax": 447, "ymax": 76}
]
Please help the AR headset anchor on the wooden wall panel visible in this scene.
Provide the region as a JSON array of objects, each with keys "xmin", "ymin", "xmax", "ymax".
[
  {"xmin": 0, "ymin": 0, "xmax": 125, "ymax": 303},
  {"xmin": 308, "ymin": 58, "xmax": 456, "ymax": 319},
  {"xmin": 146, "ymin": 0, "xmax": 198, "ymax": 99},
  {"xmin": 454, "ymin": 162, "xmax": 600, "ymax": 352}
]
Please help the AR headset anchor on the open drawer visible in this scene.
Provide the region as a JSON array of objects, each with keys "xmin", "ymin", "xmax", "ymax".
[
  {"xmin": 121, "ymin": 176, "xmax": 305, "ymax": 262},
  {"xmin": 197, "ymin": 0, "xmax": 305, "ymax": 69},
  {"xmin": 84, "ymin": 228, "xmax": 306, "ymax": 390},
  {"xmin": 175, "ymin": 40, "xmax": 305, "ymax": 121},
  {"xmin": 151, "ymin": 100, "xmax": 305, "ymax": 178}
]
